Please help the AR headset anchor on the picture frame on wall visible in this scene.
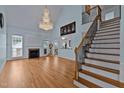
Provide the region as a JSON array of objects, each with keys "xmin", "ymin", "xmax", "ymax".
[
  {"xmin": 0, "ymin": 13, "xmax": 4, "ymax": 29},
  {"xmin": 60, "ymin": 21, "xmax": 76, "ymax": 36}
]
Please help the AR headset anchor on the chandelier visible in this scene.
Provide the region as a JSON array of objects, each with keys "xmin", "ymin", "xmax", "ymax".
[{"xmin": 39, "ymin": 6, "xmax": 53, "ymax": 31}]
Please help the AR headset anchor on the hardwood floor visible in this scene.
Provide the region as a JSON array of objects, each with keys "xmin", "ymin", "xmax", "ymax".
[{"xmin": 0, "ymin": 56, "xmax": 76, "ymax": 88}]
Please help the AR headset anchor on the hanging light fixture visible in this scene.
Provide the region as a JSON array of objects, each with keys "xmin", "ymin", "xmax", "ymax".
[{"xmin": 39, "ymin": 6, "xmax": 53, "ymax": 31}]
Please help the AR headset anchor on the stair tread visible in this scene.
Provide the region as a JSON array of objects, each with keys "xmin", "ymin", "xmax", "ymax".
[
  {"xmin": 85, "ymin": 57, "xmax": 120, "ymax": 64},
  {"xmin": 92, "ymin": 42, "xmax": 120, "ymax": 44},
  {"xmin": 87, "ymin": 52, "xmax": 120, "ymax": 56},
  {"xmin": 98, "ymin": 28, "xmax": 120, "ymax": 31},
  {"xmin": 99, "ymin": 26, "xmax": 120, "ymax": 31},
  {"xmin": 95, "ymin": 33, "xmax": 120, "ymax": 37},
  {"xmin": 96, "ymin": 29, "xmax": 120, "ymax": 34},
  {"xmin": 90, "ymin": 47, "xmax": 120, "ymax": 49},
  {"xmin": 82, "ymin": 63, "xmax": 119, "ymax": 74},
  {"xmin": 100, "ymin": 23, "xmax": 120, "ymax": 28},
  {"xmin": 94, "ymin": 37, "xmax": 120, "ymax": 40},
  {"xmin": 80, "ymin": 70, "xmax": 121, "ymax": 87},
  {"xmin": 77, "ymin": 77, "xmax": 102, "ymax": 88},
  {"xmin": 101, "ymin": 21, "xmax": 120, "ymax": 26},
  {"xmin": 91, "ymin": 43, "xmax": 120, "ymax": 50},
  {"xmin": 100, "ymin": 23, "xmax": 120, "ymax": 27},
  {"xmin": 101, "ymin": 17, "xmax": 120, "ymax": 24}
]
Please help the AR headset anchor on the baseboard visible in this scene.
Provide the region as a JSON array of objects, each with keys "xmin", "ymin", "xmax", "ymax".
[
  {"xmin": 7, "ymin": 57, "xmax": 27, "ymax": 62},
  {"xmin": 7, "ymin": 55, "xmax": 49, "ymax": 62}
]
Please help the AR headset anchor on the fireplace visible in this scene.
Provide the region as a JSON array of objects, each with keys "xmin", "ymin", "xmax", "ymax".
[{"xmin": 28, "ymin": 48, "xmax": 40, "ymax": 58}]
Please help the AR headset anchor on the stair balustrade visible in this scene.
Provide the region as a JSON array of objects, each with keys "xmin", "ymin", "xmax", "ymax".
[{"xmin": 74, "ymin": 5, "xmax": 102, "ymax": 80}]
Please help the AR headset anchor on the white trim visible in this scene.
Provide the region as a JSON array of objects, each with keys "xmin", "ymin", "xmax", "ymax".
[
  {"xmin": 82, "ymin": 65, "xmax": 119, "ymax": 80},
  {"xmin": 79, "ymin": 72, "xmax": 118, "ymax": 88},
  {"xmin": 73, "ymin": 80, "xmax": 87, "ymax": 88}
]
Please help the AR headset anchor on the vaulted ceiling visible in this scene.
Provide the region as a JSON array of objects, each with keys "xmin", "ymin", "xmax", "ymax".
[
  {"xmin": 4, "ymin": 5, "xmax": 119, "ymax": 31},
  {"xmin": 4, "ymin": 5, "xmax": 64, "ymax": 31}
]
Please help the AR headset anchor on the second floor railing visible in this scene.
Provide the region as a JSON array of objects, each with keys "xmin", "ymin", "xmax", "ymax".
[{"xmin": 82, "ymin": 5, "xmax": 101, "ymax": 24}]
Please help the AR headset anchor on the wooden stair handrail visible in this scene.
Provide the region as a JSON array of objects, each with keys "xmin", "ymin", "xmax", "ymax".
[
  {"xmin": 85, "ymin": 5, "xmax": 101, "ymax": 15},
  {"xmin": 74, "ymin": 5, "xmax": 102, "ymax": 80},
  {"xmin": 76, "ymin": 6, "xmax": 102, "ymax": 53},
  {"xmin": 75, "ymin": 15, "xmax": 100, "ymax": 54},
  {"xmin": 82, "ymin": 5, "xmax": 101, "ymax": 15}
]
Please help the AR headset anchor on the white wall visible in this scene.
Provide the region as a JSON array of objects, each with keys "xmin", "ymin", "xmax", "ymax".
[
  {"xmin": 120, "ymin": 5, "xmax": 124, "ymax": 83},
  {"xmin": 51, "ymin": 5, "xmax": 92, "ymax": 60},
  {"xmin": 0, "ymin": 6, "xmax": 6, "ymax": 72}
]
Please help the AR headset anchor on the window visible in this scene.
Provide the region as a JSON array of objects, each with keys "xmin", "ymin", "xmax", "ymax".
[
  {"xmin": 12, "ymin": 35, "xmax": 23, "ymax": 57},
  {"xmin": 105, "ymin": 11, "xmax": 114, "ymax": 20}
]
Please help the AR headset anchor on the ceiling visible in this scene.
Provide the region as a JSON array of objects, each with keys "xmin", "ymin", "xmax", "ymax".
[
  {"xmin": 100, "ymin": 5, "xmax": 119, "ymax": 10},
  {"xmin": 4, "ymin": 5, "xmax": 119, "ymax": 31},
  {"xmin": 4, "ymin": 5, "xmax": 64, "ymax": 31}
]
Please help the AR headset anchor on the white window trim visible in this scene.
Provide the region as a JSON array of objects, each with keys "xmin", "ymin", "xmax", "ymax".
[{"xmin": 12, "ymin": 35, "xmax": 23, "ymax": 58}]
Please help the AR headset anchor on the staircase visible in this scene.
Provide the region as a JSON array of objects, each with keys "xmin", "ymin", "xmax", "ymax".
[{"xmin": 73, "ymin": 17, "xmax": 123, "ymax": 88}]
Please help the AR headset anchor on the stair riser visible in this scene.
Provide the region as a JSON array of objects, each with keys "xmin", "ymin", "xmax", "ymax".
[
  {"xmin": 100, "ymin": 24, "xmax": 120, "ymax": 29},
  {"xmin": 97, "ymin": 29, "xmax": 120, "ymax": 34},
  {"xmin": 86, "ymin": 53, "xmax": 119, "ymax": 61},
  {"xmin": 79, "ymin": 73, "xmax": 118, "ymax": 88},
  {"xmin": 73, "ymin": 80, "xmax": 87, "ymax": 88},
  {"xmin": 101, "ymin": 20, "xmax": 120, "ymax": 26},
  {"xmin": 96, "ymin": 31, "xmax": 119, "ymax": 36},
  {"xmin": 82, "ymin": 65, "xmax": 119, "ymax": 80},
  {"xmin": 91, "ymin": 44, "xmax": 120, "ymax": 48},
  {"xmin": 94, "ymin": 34, "xmax": 119, "ymax": 39},
  {"xmin": 85, "ymin": 59, "xmax": 119, "ymax": 70},
  {"xmin": 89, "ymin": 48, "xmax": 120, "ymax": 55},
  {"xmin": 99, "ymin": 26, "xmax": 120, "ymax": 31},
  {"xmin": 100, "ymin": 23, "xmax": 120, "ymax": 28},
  {"xmin": 93, "ymin": 39, "xmax": 119, "ymax": 43}
]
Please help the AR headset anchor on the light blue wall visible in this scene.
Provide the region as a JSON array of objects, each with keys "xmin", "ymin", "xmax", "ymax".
[
  {"xmin": 51, "ymin": 5, "xmax": 92, "ymax": 60},
  {"xmin": 5, "ymin": 6, "xmax": 54, "ymax": 60},
  {"xmin": 0, "ymin": 6, "xmax": 6, "ymax": 72},
  {"xmin": 101, "ymin": 6, "xmax": 120, "ymax": 21},
  {"xmin": 6, "ymin": 25, "xmax": 52, "ymax": 60},
  {"xmin": 3, "ymin": 5, "xmax": 91, "ymax": 61},
  {"xmin": 120, "ymin": 5, "xmax": 124, "ymax": 83},
  {"xmin": 51, "ymin": 5, "xmax": 121, "ymax": 61},
  {"xmin": 4, "ymin": 6, "xmax": 54, "ymax": 60}
]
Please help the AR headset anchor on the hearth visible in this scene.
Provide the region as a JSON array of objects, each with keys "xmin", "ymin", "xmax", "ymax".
[{"xmin": 28, "ymin": 48, "xmax": 40, "ymax": 58}]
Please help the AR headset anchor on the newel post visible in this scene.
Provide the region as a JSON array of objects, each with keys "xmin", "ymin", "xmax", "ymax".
[
  {"xmin": 97, "ymin": 19, "xmax": 100, "ymax": 30},
  {"xmin": 74, "ymin": 47, "xmax": 79, "ymax": 80},
  {"xmin": 97, "ymin": 5, "xmax": 102, "ymax": 31}
]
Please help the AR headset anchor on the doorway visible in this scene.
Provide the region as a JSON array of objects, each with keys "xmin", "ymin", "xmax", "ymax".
[{"xmin": 43, "ymin": 40, "xmax": 50, "ymax": 55}]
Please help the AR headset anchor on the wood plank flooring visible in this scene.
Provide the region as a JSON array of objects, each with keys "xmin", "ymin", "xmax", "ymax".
[{"xmin": 0, "ymin": 56, "xmax": 76, "ymax": 88}]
